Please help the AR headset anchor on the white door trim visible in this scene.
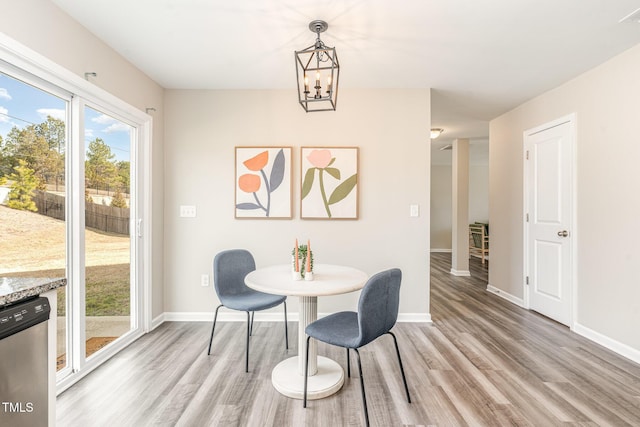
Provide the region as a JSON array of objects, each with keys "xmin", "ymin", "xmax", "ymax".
[{"xmin": 523, "ymin": 113, "xmax": 577, "ymax": 329}]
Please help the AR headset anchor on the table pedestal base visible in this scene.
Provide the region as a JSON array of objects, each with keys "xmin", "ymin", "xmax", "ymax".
[{"xmin": 271, "ymin": 356, "xmax": 344, "ymax": 400}]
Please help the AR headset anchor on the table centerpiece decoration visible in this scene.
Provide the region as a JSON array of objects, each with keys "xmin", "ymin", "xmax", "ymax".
[{"xmin": 292, "ymin": 239, "xmax": 314, "ymax": 280}]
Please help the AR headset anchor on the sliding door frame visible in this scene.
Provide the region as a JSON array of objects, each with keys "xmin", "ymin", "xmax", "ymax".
[{"xmin": 0, "ymin": 33, "xmax": 153, "ymax": 393}]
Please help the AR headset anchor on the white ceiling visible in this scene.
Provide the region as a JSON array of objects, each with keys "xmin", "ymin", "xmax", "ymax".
[{"xmin": 51, "ymin": 0, "xmax": 640, "ymax": 153}]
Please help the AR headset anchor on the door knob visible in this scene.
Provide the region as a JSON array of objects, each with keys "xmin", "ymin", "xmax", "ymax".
[{"xmin": 557, "ymin": 230, "xmax": 569, "ymax": 237}]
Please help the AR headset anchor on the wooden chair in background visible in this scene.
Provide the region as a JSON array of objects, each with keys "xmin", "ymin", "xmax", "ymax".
[{"xmin": 469, "ymin": 223, "xmax": 489, "ymax": 264}]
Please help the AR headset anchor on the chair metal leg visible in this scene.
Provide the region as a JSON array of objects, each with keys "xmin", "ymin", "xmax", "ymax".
[
  {"xmin": 346, "ymin": 348, "xmax": 351, "ymax": 378},
  {"xmin": 387, "ymin": 332, "xmax": 411, "ymax": 403},
  {"xmin": 245, "ymin": 311, "xmax": 251, "ymax": 372},
  {"xmin": 353, "ymin": 348, "xmax": 369, "ymax": 427},
  {"xmin": 283, "ymin": 301, "xmax": 289, "ymax": 350},
  {"xmin": 207, "ymin": 304, "xmax": 223, "ymax": 355},
  {"xmin": 303, "ymin": 336, "xmax": 311, "ymax": 408},
  {"xmin": 249, "ymin": 311, "xmax": 255, "ymax": 336}
]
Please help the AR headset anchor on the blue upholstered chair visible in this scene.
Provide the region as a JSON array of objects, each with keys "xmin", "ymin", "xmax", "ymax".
[
  {"xmin": 207, "ymin": 249, "xmax": 288, "ymax": 372},
  {"xmin": 303, "ymin": 268, "xmax": 411, "ymax": 426}
]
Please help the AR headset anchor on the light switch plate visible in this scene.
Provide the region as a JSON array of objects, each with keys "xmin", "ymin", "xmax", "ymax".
[
  {"xmin": 180, "ymin": 205, "xmax": 197, "ymax": 217},
  {"xmin": 201, "ymin": 274, "xmax": 209, "ymax": 287},
  {"xmin": 410, "ymin": 204, "xmax": 420, "ymax": 217}
]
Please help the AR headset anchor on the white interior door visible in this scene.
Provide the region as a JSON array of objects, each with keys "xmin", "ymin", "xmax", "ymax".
[{"xmin": 525, "ymin": 116, "xmax": 574, "ymax": 326}]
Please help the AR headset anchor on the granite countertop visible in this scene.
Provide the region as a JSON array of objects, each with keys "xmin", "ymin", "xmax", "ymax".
[{"xmin": 0, "ymin": 277, "xmax": 67, "ymax": 306}]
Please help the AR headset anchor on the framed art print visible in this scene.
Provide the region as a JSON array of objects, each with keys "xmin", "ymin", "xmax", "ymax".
[
  {"xmin": 235, "ymin": 146, "xmax": 292, "ymax": 218},
  {"xmin": 301, "ymin": 147, "xmax": 358, "ymax": 219}
]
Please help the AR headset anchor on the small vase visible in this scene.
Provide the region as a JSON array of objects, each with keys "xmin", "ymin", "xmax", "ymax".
[{"xmin": 304, "ymin": 271, "xmax": 314, "ymax": 281}]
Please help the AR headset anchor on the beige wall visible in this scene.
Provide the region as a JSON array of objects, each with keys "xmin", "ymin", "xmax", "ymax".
[
  {"xmin": 430, "ymin": 165, "xmax": 453, "ymax": 250},
  {"xmin": 3, "ymin": 1, "xmax": 430, "ymax": 320},
  {"xmin": 469, "ymin": 165, "xmax": 489, "ymax": 224},
  {"xmin": 164, "ymin": 89, "xmax": 431, "ymax": 317},
  {"xmin": 2, "ymin": 0, "xmax": 166, "ymax": 318},
  {"xmin": 490, "ymin": 43, "xmax": 640, "ymax": 354},
  {"xmin": 430, "ymin": 164, "xmax": 489, "ymax": 251}
]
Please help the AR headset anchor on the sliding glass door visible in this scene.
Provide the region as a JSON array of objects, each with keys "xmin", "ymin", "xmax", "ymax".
[
  {"xmin": 0, "ymin": 70, "xmax": 71, "ymax": 372},
  {"xmin": 0, "ymin": 61, "xmax": 149, "ymax": 390}
]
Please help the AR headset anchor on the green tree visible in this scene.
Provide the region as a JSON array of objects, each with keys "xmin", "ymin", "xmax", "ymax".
[
  {"xmin": 0, "ymin": 117, "xmax": 65, "ymax": 189},
  {"xmin": 7, "ymin": 159, "xmax": 39, "ymax": 212},
  {"xmin": 110, "ymin": 189, "xmax": 127, "ymax": 208},
  {"xmin": 85, "ymin": 138, "xmax": 119, "ymax": 194},
  {"xmin": 2, "ymin": 125, "xmax": 61, "ymax": 189},
  {"xmin": 116, "ymin": 160, "xmax": 130, "ymax": 194},
  {"xmin": 85, "ymin": 187, "xmax": 94, "ymax": 204},
  {"xmin": 0, "ymin": 129, "xmax": 17, "ymax": 176},
  {"xmin": 35, "ymin": 116, "xmax": 66, "ymax": 190},
  {"xmin": 35, "ymin": 116, "xmax": 66, "ymax": 153},
  {"xmin": 0, "ymin": 133, "xmax": 5, "ymax": 177}
]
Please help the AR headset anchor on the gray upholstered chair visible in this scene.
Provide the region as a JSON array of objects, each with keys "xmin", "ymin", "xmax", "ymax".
[
  {"xmin": 207, "ymin": 249, "xmax": 288, "ymax": 372},
  {"xmin": 303, "ymin": 268, "xmax": 411, "ymax": 426}
]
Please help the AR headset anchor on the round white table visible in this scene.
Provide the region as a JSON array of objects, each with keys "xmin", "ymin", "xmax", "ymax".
[{"xmin": 245, "ymin": 264, "xmax": 368, "ymax": 400}]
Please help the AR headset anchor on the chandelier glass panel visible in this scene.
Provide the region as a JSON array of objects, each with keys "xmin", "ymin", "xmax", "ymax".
[{"xmin": 295, "ymin": 20, "xmax": 340, "ymax": 112}]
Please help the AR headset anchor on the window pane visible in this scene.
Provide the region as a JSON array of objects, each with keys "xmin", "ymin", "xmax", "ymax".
[
  {"xmin": 84, "ymin": 106, "xmax": 132, "ymax": 358},
  {"xmin": 0, "ymin": 71, "xmax": 68, "ymax": 371}
]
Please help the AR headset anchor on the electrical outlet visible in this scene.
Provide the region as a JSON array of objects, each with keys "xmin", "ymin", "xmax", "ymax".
[
  {"xmin": 180, "ymin": 205, "xmax": 197, "ymax": 218},
  {"xmin": 201, "ymin": 274, "xmax": 209, "ymax": 287}
]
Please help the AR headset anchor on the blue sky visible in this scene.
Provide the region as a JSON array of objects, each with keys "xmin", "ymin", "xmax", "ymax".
[{"xmin": 0, "ymin": 72, "xmax": 131, "ymax": 162}]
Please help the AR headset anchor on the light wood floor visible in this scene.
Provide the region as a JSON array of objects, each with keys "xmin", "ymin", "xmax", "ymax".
[{"xmin": 57, "ymin": 253, "xmax": 640, "ymax": 426}]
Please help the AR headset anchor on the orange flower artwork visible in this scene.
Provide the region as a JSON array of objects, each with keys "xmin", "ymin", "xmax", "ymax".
[
  {"xmin": 235, "ymin": 147, "xmax": 292, "ymax": 218},
  {"xmin": 238, "ymin": 174, "xmax": 261, "ymax": 193},
  {"xmin": 243, "ymin": 151, "xmax": 269, "ymax": 171}
]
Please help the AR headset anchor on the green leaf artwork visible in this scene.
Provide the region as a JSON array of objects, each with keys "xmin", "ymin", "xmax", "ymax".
[
  {"xmin": 302, "ymin": 148, "xmax": 358, "ymax": 219},
  {"xmin": 328, "ymin": 173, "xmax": 357, "ymax": 205},
  {"xmin": 301, "ymin": 167, "xmax": 315, "ymax": 199}
]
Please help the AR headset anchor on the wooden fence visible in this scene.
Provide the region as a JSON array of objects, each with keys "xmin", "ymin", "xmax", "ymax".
[{"xmin": 33, "ymin": 191, "xmax": 130, "ymax": 235}]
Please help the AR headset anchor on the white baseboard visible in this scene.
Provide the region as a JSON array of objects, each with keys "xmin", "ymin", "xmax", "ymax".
[
  {"xmin": 486, "ymin": 285, "xmax": 640, "ymax": 364},
  {"xmin": 163, "ymin": 311, "xmax": 256, "ymax": 322},
  {"xmin": 397, "ymin": 313, "xmax": 431, "ymax": 323},
  {"xmin": 150, "ymin": 313, "xmax": 165, "ymax": 331},
  {"xmin": 160, "ymin": 311, "xmax": 432, "ymax": 324},
  {"xmin": 486, "ymin": 284, "xmax": 525, "ymax": 307},
  {"xmin": 573, "ymin": 323, "xmax": 640, "ymax": 365},
  {"xmin": 430, "ymin": 249, "xmax": 452, "ymax": 253},
  {"xmin": 450, "ymin": 268, "xmax": 471, "ymax": 277}
]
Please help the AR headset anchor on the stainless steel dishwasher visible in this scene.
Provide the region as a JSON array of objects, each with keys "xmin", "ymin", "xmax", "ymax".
[{"xmin": 0, "ymin": 296, "xmax": 50, "ymax": 427}]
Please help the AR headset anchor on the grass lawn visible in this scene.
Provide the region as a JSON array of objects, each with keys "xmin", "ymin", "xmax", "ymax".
[
  {"xmin": 2, "ymin": 265, "xmax": 130, "ymax": 316},
  {"xmin": 0, "ymin": 205, "xmax": 130, "ymax": 316}
]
